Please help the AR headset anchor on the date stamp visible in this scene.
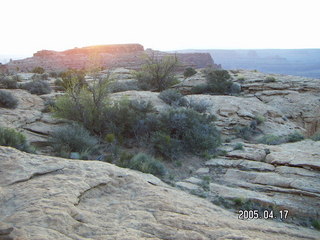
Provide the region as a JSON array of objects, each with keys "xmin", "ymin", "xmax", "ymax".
[{"xmin": 238, "ymin": 209, "xmax": 289, "ymax": 220}]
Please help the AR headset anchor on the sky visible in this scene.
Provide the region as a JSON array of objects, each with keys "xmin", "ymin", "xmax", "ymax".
[{"xmin": 1, "ymin": 0, "xmax": 320, "ymax": 57}]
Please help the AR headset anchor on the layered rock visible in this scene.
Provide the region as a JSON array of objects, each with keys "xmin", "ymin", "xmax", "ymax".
[
  {"xmin": 176, "ymin": 140, "xmax": 320, "ymax": 228},
  {"xmin": 0, "ymin": 146, "xmax": 319, "ymax": 240},
  {"xmin": 5, "ymin": 44, "xmax": 217, "ymax": 72}
]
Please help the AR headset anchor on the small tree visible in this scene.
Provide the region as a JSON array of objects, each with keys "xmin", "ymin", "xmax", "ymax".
[{"xmin": 134, "ymin": 53, "xmax": 179, "ymax": 91}]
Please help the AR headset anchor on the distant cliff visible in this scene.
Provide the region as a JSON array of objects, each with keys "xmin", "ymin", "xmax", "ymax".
[
  {"xmin": 175, "ymin": 49, "xmax": 320, "ymax": 78},
  {"xmin": 5, "ymin": 44, "xmax": 218, "ymax": 72}
]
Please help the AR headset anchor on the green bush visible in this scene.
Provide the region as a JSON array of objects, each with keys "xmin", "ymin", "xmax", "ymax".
[
  {"xmin": 230, "ymin": 83, "xmax": 241, "ymax": 94},
  {"xmin": 158, "ymin": 89, "xmax": 183, "ymax": 105},
  {"xmin": 42, "ymin": 98, "xmax": 56, "ymax": 113},
  {"xmin": 286, "ymin": 131, "xmax": 304, "ymax": 142},
  {"xmin": 32, "ymin": 67, "xmax": 45, "ymax": 74},
  {"xmin": 0, "ymin": 127, "xmax": 33, "ymax": 152},
  {"xmin": 311, "ymin": 132, "xmax": 320, "ymax": 141},
  {"xmin": 0, "ymin": 90, "xmax": 18, "ymax": 109},
  {"xmin": 54, "ymin": 74, "xmax": 112, "ymax": 134},
  {"xmin": 157, "ymin": 108, "xmax": 221, "ymax": 155},
  {"xmin": 254, "ymin": 115, "xmax": 265, "ymax": 125},
  {"xmin": 187, "ymin": 99, "xmax": 211, "ymax": 113},
  {"xmin": 191, "ymin": 83, "xmax": 210, "ymax": 94},
  {"xmin": 31, "ymin": 73, "xmax": 49, "ymax": 81},
  {"xmin": 258, "ymin": 134, "xmax": 286, "ymax": 145},
  {"xmin": 49, "ymin": 123, "xmax": 98, "ymax": 158},
  {"xmin": 23, "ymin": 80, "xmax": 52, "ymax": 95},
  {"xmin": 128, "ymin": 153, "xmax": 166, "ymax": 176},
  {"xmin": 192, "ymin": 69, "xmax": 233, "ymax": 95},
  {"xmin": 183, "ymin": 67, "xmax": 197, "ymax": 78},
  {"xmin": 312, "ymin": 219, "xmax": 320, "ymax": 230},
  {"xmin": 58, "ymin": 69, "xmax": 87, "ymax": 91},
  {"xmin": 206, "ymin": 69, "xmax": 233, "ymax": 94},
  {"xmin": 151, "ymin": 132, "xmax": 182, "ymax": 160},
  {"xmin": 233, "ymin": 143, "xmax": 244, "ymax": 150},
  {"xmin": 264, "ymin": 76, "xmax": 276, "ymax": 83},
  {"xmin": 0, "ymin": 76, "xmax": 18, "ymax": 89},
  {"xmin": 108, "ymin": 80, "xmax": 140, "ymax": 93},
  {"xmin": 235, "ymin": 125, "xmax": 256, "ymax": 140},
  {"xmin": 133, "ymin": 54, "xmax": 179, "ymax": 91}
]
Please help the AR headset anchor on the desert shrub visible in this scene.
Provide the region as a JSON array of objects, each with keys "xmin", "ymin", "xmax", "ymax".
[
  {"xmin": 58, "ymin": 69, "xmax": 87, "ymax": 91},
  {"xmin": 0, "ymin": 127, "xmax": 33, "ymax": 152},
  {"xmin": 237, "ymin": 76, "xmax": 245, "ymax": 82},
  {"xmin": 192, "ymin": 69, "xmax": 234, "ymax": 95},
  {"xmin": 102, "ymin": 99, "xmax": 156, "ymax": 140},
  {"xmin": 49, "ymin": 71, "xmax": 59, "ymax": 78},
  {"xmin": 128, "ymin": 153, "xmax": 166, "ymax": 176},
  {"xmin": 156, "ymin": 108, "xmax": 221, "ymax": 155},
  {"xmin": 158, "ymin": 89, "xmax": 182, "ymax": 105},
  {"xmin": 191, "ymin": 83, "xmax": 210, "ymax": 94},
  {"xmin": 133, "ymin": 53, "xmax": 179, "ymax": 91},
  {"xmin": 23, "ymin": 80, "xmax": 52, "ymax": 95},
  {"xmin": 183, "ymin": 67, "xmax": 197, "ymax": 78},
  {"xmin": 206, "ymin": 69, "xmax": 233, "ymax": 94},
  {"xmin": 264, "ymin": 76, "xmax": 276, "ymax": 83},
  {"xmin": 32, "ymin": 67, "xmax": 45, "ymax": 74},
  {"xmin": 233, "ymin": 142, "xmax": 244, "ymax": 150},
  {"xmin": 311, "ymin": 132, "xmax": 320, "ymax": 141},
  {"xmin": 286, "ymin": 131, "xmax": 304, "ymax": 142},
  {"xmin": 258, "ymin": 134, "xmax": 286, "ymax": 145},
  {"xmin": 235, "ymin": 125, "xmax": 256, "ymax": 140},
  {"xmin": 0, "ymin": 90, "xmax": 18, "ymax": 109},
  {"xmin": 0, "ymin": 76, "xmax": 18, "ymax": 89},
  {"xmin": 151, "ymin": 132, "xmax": 182, "ymax": 160},
  {"xmin": 108, "ymin": 80, "xmax": 140, "ymax": 93},
  {"xmin": 254, "ymin": 115, "xmax": 265, "ymax": 125},
  {"xmin": 187, "ymin": 99, "xmax": 211, "ymax": 113},
  {"xmin": 49, "ymin": 123, "xmax": 98, "ymax": 157},
  {"xmin": 312, "ymin": 219, "xmax": 320, "ymax": 230},
  {"xmin": 53, "ymin": 78, "xmax": 65, "ymax": 91},
  {"xmin": 230, "ymin": 82, "xmax": 241, "ymax": 94},
  {"xmin": 42, "ymin": 98, "xmax": 56, "ymax": 113},
  {"xmin": 54, "ymin": 74, "xmax": 112, "ymax": 134}
]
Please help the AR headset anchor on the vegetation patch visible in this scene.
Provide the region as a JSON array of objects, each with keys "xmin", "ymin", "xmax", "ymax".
[
  {"xmin": 23, "ymin": 80, "xmax": 52, "ymax": 95},
  {"xmin": 0, "ymin": 90, "xmax": 18, "ymax": 109},
  {"xmin": 127, "ymin": 153, "xmax": 166, "ymax": 176},
  {"xmin": 49, "ymin": 123, "xmax": 99, "ymax": 158},
  {"xmin": 133, "ymin": 54, "xmax": 179, "ymax": 91},
  {"xmin": 0, "ymin": 127, "xmax": 34, "ymax": 152},
  {"xmin": 158, "ymin": 89, "xmax": 183, "ymax": 106},
  {"xmin": 183, "ymin": 67, "xmax": 197, "ymax": 78}
]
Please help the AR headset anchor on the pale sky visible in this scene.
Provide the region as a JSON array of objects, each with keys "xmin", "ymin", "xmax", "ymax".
[{"xmin": 1, "ymin": 0, "xmax": 320, "ymax": 56}]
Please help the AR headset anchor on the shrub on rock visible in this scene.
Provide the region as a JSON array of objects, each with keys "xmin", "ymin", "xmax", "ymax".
[
  {"xmin": 0, "ymin": 90, "xmax": 18, "ymax": 109},
  {"xmin": 183, "ymin": 67, "xmax": 197, "ymax": 78},
  {"xmin": 49, "ymin": 123, "xmax": 98, "ymax": 158},
  {"xmin": 128, "ymin": 153, "xmax": 166, "ymax": 176},
  {"xmin": 23, "ymin": 80, "xmax": 52, "ymax": 95},
  {"xmin": 158, "ymin": 89, "xmax": 183, "ymax": 106},
  {"xmin": 0, "ymin": 127, "xmax": 34, "ymax": 152}
]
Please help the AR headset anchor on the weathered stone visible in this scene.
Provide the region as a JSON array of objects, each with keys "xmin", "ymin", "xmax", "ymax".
[{"xmin": 2, "ymin": 146, "xmax": 318, "ymax": 240}]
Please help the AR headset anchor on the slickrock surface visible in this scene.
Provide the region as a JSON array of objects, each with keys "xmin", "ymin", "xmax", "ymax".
[
  {"xmin": 0, "ymin": 146, "xmax": 319, "ymax": 240},
  {"xmin": 0, "ymin": 89, "xmax": 66, "ymax": 148},
  {"xmin": 176, "ymin": 140, "xmax": 320, "ymax": 227}
]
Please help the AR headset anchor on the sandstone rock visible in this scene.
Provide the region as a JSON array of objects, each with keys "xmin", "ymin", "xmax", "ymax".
[
  {"xmin": 1, "ymin": 146, "xmax": 318, "ymax": 239},
  {"xmin": 110, "ymin": 90, "xmax": 169, "ymax": 112}
]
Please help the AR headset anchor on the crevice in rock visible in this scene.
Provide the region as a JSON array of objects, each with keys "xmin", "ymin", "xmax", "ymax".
[
  {"xmin": 74, "ymin": 183, "xmax": 107, "ymax": 206},
  {"xmin": 22, "ymin": 127, "xmax": 50, "ymax": 136},
  {"xmin": 8, "ymin": 168, "xmax": 64, "ymax": 186}
]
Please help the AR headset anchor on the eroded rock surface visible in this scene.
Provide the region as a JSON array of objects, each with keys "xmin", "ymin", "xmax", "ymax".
[
  {"xmin": 176, "ymin": 140, "xmax": 320, "ymax": 228},
  {"xmin": 0, "ymin": 146, "xmax": 319, "ymax": 240}
]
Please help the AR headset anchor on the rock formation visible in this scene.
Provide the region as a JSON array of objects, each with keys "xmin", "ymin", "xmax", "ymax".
[
  {"xmin": 5, "ymin": 44, "xmax": 218, "ymax": 72},
  {"xmin": 0, "ymin": 146, "xmax": 319, "ymax": 240}
]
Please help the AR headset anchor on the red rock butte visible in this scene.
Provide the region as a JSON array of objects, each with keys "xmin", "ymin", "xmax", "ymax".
[{"xmin": 4, "ymin": 44, "xmax": 219, "ymax": 72}]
